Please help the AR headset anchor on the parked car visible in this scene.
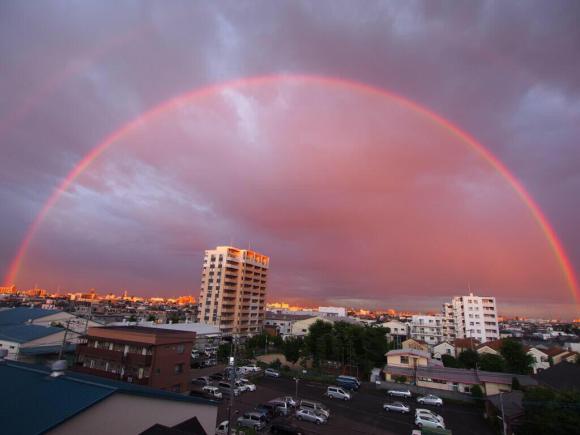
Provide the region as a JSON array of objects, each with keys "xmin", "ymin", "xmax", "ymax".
[
  {"xmin": 417, "ymin": 394, "xmax": 443, "ymax": 406},
  {"xmin": 254, "ymin": 403, "xmax": 278, "ymax": 421},
  {"xmin": 415, "ymin": 409, "xmax": 444, "ymax": 425},
  {"xmin": 210, "ymin": 372, "xmax": 224, "ymax": 381},
  {"xmin": 299, "ymin": 400, "xmax": 330, "ymax": 419},
  {"xmin": 336, "ymin": 375, "xmax": 361, "ymax": 391},
  {"xmin": 388, "ymin": 388, "xmax": 412, "ymax": 398},
  {"xmin": 215, "ymin": 420, "xmax": 230, "ymax": 435},
  {"xmin": 325, "ymin": 386, "xmax": 351, "ymax": 400},
  {"xmin": 275, "ymin": 396, "xmax": 297, "ymax": 407},
  {"xmin": 217, "ymin": 381, "xmax": 240, "ymax": 396},
  {"xmin": 269, "ymin": 399, "xmax": 292, "ymax": 416},
  {"xmin": 270, "ymin": 420, "xmax": 304, "ymax": 435},
  {"xmin": 193, "ymin": 376, "xmax": 211, "ymax": 386},
  {"xmin": 202, "ymin": 385, "xmax": 223, "ymax": 400},
  {"xmin": 238, "ymin": 378, "xmax": 256, "ymax": 392},
  {"xmin": 296, "ymin": 408, "xmax": 327, "ymax": 425},
  {"xmin": 240, "ymin": 363, "xmax": 262, "ymax": 373},
  {"xmin": 415, "ymin": 413, "xmax": 446, "ymax": 430},
  {"xmin": 265, "ymin": 368, "xmax": 281, "ymax": 378},
  {"xmin": 383, "ymin": 401, "xmax": 410, "ymax": 414},
  {"xmin": 237, "ymin": 412, "xmax": 267, "ymax": 430}
]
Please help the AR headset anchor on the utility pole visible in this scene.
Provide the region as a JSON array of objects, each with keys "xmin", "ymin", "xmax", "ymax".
[
  {"xmin": 227, "ymin": 336, "xmax": 237, "ymax": 435},
  {"xmin": 58, "ymin": 318, "xmax": 72, "ymax": 360},
  {"xmin": 294, "ymin": 376, "xmax": 299, "ymax": 401},
  {"xmin": 499, "ymin": 391, "xmax": 508, "ymax": 435}
]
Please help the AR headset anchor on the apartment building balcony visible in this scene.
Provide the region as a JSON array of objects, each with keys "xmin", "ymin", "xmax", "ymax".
[{"xmin": 77, "ymin": 345, "xmax": 153, "ymax": 366}]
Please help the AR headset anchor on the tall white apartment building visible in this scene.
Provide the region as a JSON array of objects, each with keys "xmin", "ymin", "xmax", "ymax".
[
  {"xmin": 196, "ymin": 246, "xmax": 269, "ymax": 335},
  {"xmin": 443, "ymin": 293, "xmax": 499, "ymax": 343},
  {"xmin": 410, "ymin": 314, "xmax": 443, "ymax": 346}
]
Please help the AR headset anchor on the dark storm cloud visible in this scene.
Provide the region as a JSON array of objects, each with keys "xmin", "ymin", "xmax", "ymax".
[{"xmin": 1, "ymin": 1, "xmax": 579, "ymax": 315}]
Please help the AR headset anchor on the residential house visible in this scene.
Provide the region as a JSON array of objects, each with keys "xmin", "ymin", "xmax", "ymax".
[
  {"xmin": 485, "ymin": 391, "xmax": 524, "ymax": 435},
  {"xmin": 0, "ymin": 359, "xmax": 217, "ymax": 435},
  {"xmin": 402, "ymin": 338, "xmax": 430, "ymax": 353},
  {"xmin": 453, "ymin": 337, "xmax": 481, "ymax": 356},
  {"xmin": 476, "ymin": 339, "xmax": 504, "ymax": 356},
  {"xmin": 381, "ymin": 320, "xmax": 409, "ymax": 344},
  {"xmin": 290, "ymin": 316, "xmax": 334, "ymax": 337},
  {"xmin": 432, "ymin": 342, "xmax": 455, "ymax": 360},
  {"xmin": 527, "ymin": 347, "xmax": 550, "ymax": 374},
  {"xmin": 534, "ymin": 362, "xmax": 580, "ymax": 391},
  {"xmin": 264, "ymin": 313, "xmax": 316, "ymax": 338}
]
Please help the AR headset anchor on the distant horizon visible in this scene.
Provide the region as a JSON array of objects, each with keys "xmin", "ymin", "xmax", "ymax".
[{"xmin": 4, "ymin": 284, "xmax": 577, "ymax": 321}]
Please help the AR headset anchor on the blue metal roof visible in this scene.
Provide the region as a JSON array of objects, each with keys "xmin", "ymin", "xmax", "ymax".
[
  {"xmin": 0, "ymin": 363, "xmax": 115, "ymax": 435},
  {"xmin": 0, "ymin": 307, "xmax": 60, "ymax": 325},
  {"xmin": 0, "ymin": 361, "xmax": 218, "ymax": 434},
  {"xmin": 0, "ymin": 324, "xmax": 64, "ymax": 343}
]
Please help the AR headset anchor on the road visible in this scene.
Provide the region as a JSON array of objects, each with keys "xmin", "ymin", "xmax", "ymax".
[{"xmin": 216, "ymin": 376, "xmax": 495, "ymax": 435}]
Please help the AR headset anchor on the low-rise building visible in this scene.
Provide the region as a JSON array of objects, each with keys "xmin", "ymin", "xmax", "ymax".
[
  {"xmin": 0, "ymin": 359, "xmax": 217, "ymax": 435},
  {"xmin": 290, "ymin": 316, "xmax": 334, "ymax": 337},
  {"xmin": 318, "ymin": 306, "xmax": 347, "ymax": 317},
  {"xmin": 432, "ymin": 342, "xmax": 455, "ymax": 360},
  {"xmin": 74, "ymin": 326, "xmax": 195, "ymax": 393},
  {"xmin": 402, "ymin": 338, "xmax": 430, "ymax": 353},
  {"xmin": 381, "ymin": 320, "xmax": 409, "ymax": 344},
  {"xmin": 264, "ymin": 313, "xmax": 316, "ymax": 338},
  {"xmin": 0, "ymin": 324, "xmax": 67, "ymax": 361}
]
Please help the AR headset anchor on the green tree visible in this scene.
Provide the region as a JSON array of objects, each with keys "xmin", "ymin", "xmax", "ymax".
[
  {"xmin": 458, "ymin": 349, "xmax": 479, "ymax": 369},
  {"xmin": 146, "ymin": 314, "xmax": 156, "ymax": 322},
  {"xmin": 521, "ymin": 387, "xmax": 580, "ymax": 435},
  {"xmin": 471, "ymin": 384, "xmax": 484, "ymax": 407},
  {"xmin": 511, "ymin": 376, "xmax": 521, "ymax": 390},
  {"xmin": 500, "ymin": 339, "xmax": 533, "ymax": 374},
  {"xmin": 479, "ymin": 353, "xmax": 506, "ymax": 372},
  {"xmin": 282, "ymin": 337, "xmax": 303, "ymax": 364},
  {"xmin": 441, "ymin": 354, "xmax": 459, "ymax": 368},
  {"xmin": 304, "ymin": 320, "xmax": 333, "ymax": 367}
]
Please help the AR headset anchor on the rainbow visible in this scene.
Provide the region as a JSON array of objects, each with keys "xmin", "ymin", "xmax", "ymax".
[{"xmin": 5, "ymin": 74, "xmax": 579, "ymax": 303}]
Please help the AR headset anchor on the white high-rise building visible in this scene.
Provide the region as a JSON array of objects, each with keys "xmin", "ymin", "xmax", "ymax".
[
  {"xmin": 196, "ymin": 246, "xmax": 269, "ymax": 335},
  {"xmin": 443, "ymin": 293, "xmax": 499, "ymax": 343}
]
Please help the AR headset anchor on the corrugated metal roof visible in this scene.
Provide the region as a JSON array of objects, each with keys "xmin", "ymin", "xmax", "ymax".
[
  {"xmin": 0, "ymin": 307, "xmax": 61, "ymax": 325},
  {"xmin": 0, "ymin": 324, "xmax": 64, "ymax": 343},
  {"xmin": 0, "ymin": 361, "xmax": 218, "ymax": 434}
]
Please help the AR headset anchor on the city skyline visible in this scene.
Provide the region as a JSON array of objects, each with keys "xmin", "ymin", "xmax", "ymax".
[{"xmin": 2, "ymin": 2, "xmax": 580, "ymax": 319}]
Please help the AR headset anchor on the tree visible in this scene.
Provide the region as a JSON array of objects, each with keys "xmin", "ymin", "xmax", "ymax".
[
  {"xmin": 471, "ymin": 384, "xmax": 484, "ymax": 407},
  {"xmin": 146, "ymin": 314, "xmax": 156, "ymax": 322},
  {"xmin": 479, "ymin": 353, "xmax": 506, "ymax": 372},
  {"xmin": 521, "ymin": 387, "xmax": 580, "ymax": 435},
  {"xmin": 282, "ymin": 337, "xmax": 303, "ymax": 364},
  {"xmin": 458, "ymin": 349, "xmax": 479, "ymax": 369},
  {"xmin": 500, "ymin": 339, "xmax": 533, "ymax": 374},
  {"xmin": 511, "ymin": 376, "xmax": 521, "ymax": 390},
  {"xmin": 442, "ymin": 354, "xmax": 459, "ymax": 368}
]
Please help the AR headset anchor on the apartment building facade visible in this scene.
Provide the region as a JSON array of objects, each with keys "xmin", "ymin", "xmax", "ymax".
[
  {"xmin": 410, "ymin": 315, "xmax": 443, "ymax": 346},
  {"xmin": 196, "ymin": 246, "xmax": 269, "ymax": 335},
  {"xmin": 443, "ymin": 293, "xmax": 499, "ymax": 343},
  {"xmin": 74, "ymin": 326, "xmax": 195, "ymax": 393}
]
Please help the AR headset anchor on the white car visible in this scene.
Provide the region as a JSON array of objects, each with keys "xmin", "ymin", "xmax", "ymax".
[
  {"xmin": 417, "ymin": 394, "xmax": 443, "ymax": 406},
  {"xmin": 215, "ymin": 420, "xmax": 237, "ymax": 435},
  {"xmin": 387, "ymin": 388, "xmax": 412, "ymax": 398},
  {"xmin": 202, "ymin": 386, "xmax": 223, "ymax": 399},
  {"xmin": 296, "ymin": 408, "xmax": 327, "ymax": 425},
  {"xmin": 265, "ymin": 368, "xmax": 281, "ymax": 377},
  {"xmin": 240, "ymin": 364, "xmax": 261, "ymax": 373},
  {"xmin": 415, "ymin": 413, "xmax": 446, "ymax": 430},
  {"xmin": 238, "ymin": 378, "xmax": 256, "ymax": 392},
  {"xmin": 383, "ymin": 401, "xmax": 410, "ymax": 414},
  {"xmin": 276, "ymin": 396, "xmax": 297, "ymax": 407},
  {"xmin": 415, "ymin": 409, "xmax": 444, "ymax": 425}
]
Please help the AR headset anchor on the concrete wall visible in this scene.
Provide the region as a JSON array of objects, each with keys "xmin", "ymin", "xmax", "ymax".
[{"xmin": 49, "ymin": 393, "xmax": 218, "ymax": 435}]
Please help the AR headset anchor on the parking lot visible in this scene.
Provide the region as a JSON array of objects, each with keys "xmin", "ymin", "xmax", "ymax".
[{"xmin": 213, "ymin": 375, "xmax": 495, "ymax": 435}]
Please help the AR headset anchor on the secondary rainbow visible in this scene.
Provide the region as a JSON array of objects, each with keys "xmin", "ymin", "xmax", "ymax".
[{"xmin": 5, "ymin": 74, "xmax": 579, "ymax": 303}]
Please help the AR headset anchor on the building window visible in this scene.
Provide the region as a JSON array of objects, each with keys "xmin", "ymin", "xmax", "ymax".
[
  {"xmin": 176, "ymin": 344, "xmax": 185, "ymax": 354},
  {"xmin": 400, "ymin": 356, "xmax": 409, "ymax": 364},
  {"xmin": 174, "ymin": 363, "xmax": 184, "ymax": 374}
]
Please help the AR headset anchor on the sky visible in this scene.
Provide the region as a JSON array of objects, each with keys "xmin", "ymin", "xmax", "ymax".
[{"xmin": 1, "ymin": 1, "xmax": 579, "ymax": 318}]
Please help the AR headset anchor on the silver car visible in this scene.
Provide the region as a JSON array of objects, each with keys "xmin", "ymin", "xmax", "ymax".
[
  {"xmin": 237, "ymin": 412, "xmax": 266, "ymax": 430},
  {"xmin": 388, "ymin": 388, "xmax": 412, "ymax": 398},
  {"xmin": 383, "ymin": 401, "xmax": 410, "ymax": 414},
  {"xmin": 415, "ymin": 408, "xmax": 444, "ymax": 425},
  {"xmin": 264, "ymin": 368, "xmax": 281, "ymax": 378},
  {"xmin": 296, "ymin": 408, "xmax": 327, "ymax": 425},
  {"xmin": 417, "ymin": 394, "xmax": 443, "ymax": 406}
]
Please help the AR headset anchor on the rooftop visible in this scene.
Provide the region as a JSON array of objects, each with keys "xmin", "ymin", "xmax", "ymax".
[
  {"xmin": 0, "ymin": 324, "xmax": 64, "ymax": 343},
  {"xmin": 0, "ymin": 307, "xmax": 61, "ymax": 325},
  {"xmin": 534, "ymin": 362, "xmax": 580, "ymax": 390},
  {"xmin": 0, "ymin": 360, "xmax": 217, "ymax": 434}
]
